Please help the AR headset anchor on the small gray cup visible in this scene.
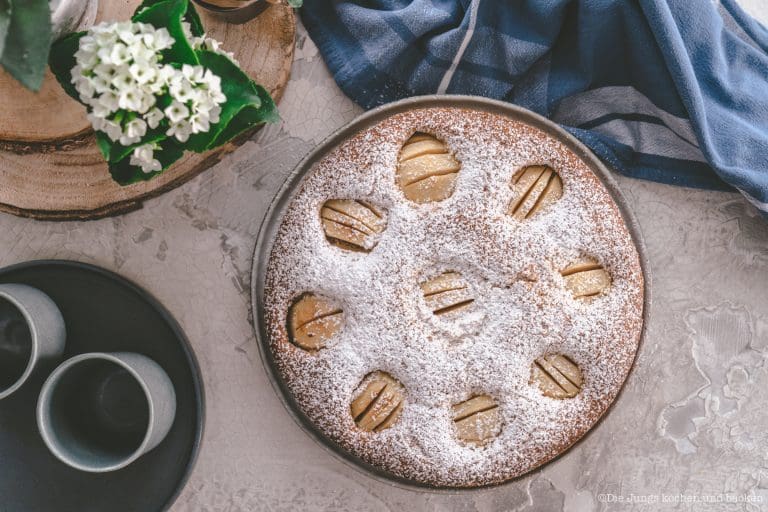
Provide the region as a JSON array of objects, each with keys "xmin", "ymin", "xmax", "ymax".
[
  {"xmin": 37, "ymin": 352, "xmax": 177, "ymax": 473},
  {"xmin": 0, "ymin": 284, "xmax": 66, "ymax": 400}
]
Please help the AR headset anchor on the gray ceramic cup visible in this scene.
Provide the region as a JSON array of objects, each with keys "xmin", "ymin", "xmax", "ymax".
[
  {"xmin": 37, "ymin": 352, "xmax": 177, "ymax": 473},
  {"xmin": 0, "ymin": 284, "xmax": 66, "ymax": 400}
]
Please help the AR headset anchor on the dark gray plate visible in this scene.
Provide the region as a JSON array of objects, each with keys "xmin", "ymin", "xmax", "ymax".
[
  {"xmin": 250, "ymin": 95, "xmax": 651, "ymax": 490},
  {"xmin": 0, "ymin": 260, "xmax": 204, "ymax": 511}
]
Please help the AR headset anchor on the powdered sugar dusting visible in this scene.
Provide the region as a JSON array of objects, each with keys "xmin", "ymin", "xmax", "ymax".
[{"xmin": 262, "ymin": 107, "xmax": 644, "ymax": 487}]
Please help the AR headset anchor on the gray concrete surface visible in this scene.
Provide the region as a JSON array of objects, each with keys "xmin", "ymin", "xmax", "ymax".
[{"xmin": 2, "ymin": 4, "xmax": 768, "ymax": 511}]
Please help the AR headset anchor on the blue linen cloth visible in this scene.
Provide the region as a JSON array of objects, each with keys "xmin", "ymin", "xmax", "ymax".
[{"xmin": 301, "ymin": 0, "xmax": 768, "ymax": 213}]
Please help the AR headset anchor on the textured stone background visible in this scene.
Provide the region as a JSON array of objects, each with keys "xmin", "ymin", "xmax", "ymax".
[{"xmin": 2, "ymin": 2, "xmax": 768, "ymax": 511}]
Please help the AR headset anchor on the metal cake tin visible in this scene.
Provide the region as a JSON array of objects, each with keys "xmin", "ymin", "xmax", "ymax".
[{"xmin": 250, "ymin": 95, "xmax": 651, "ymax": 491}]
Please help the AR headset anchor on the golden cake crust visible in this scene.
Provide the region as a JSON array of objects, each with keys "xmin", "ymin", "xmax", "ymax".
[{"xmin": 262, "ymin": 107, "xmax": 644, "ymax": 488}]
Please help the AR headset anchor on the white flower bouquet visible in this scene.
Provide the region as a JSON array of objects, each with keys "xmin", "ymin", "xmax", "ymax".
[{"xmin": 49, "ymin": 0, "xmax": 277, "ymax": 185}]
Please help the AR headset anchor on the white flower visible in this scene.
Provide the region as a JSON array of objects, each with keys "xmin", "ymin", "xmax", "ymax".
[
  {"xmin": 188, "ymin": 112, "xmax": 210, "ymax": 134},
  {"xmin": 118, "ymin": 89, "xmax": 143, "ymax": 111},
  {"xmin": 207, "ymin": 87, "xmax": 226, "ymax": 106},
  {"xmin": 74, "ymin": 76, "xmax": 95, "ymax": 99},
  {"xmin": 96, "ymin": 45, "xmax": 114, "ymax": 65},
  {"xmin": 90, "ymin": 74, "xmax": 111, "ymax": 94},
  {"xmin": 138, "ymin": 91, "xmax": 156, "ymax": 114},
  {"xmin": 138, "ymin": 32, "xmax": 159, "ymax": 52},
  {"xmin": 102, "ymin": 120, "xmax": 123, "ymax": 142},
  {"xmin": 164, "ymin": 101, "xmax": 189, "ymax": 124},
  {"xmin": 134, "ymin": 22, "xmax": 152, "ymax": 35},
  {"xmin": 81, "ymin": 94, "xmax": 100, "ymax": 108},
  {"xmin": 73, "ymin": 19, "xmax": 231, "ymax": 152},
  {"xmin": 111, "ymin": 69, "xmax": 133, "ymax": 90},
  {"xmin": 98, "ymin": 90, "xmax": 120, "ymax": 113},
  {"xmin": 181, "ymin": 21, "xmax": 201, "ymax": 46},
  {"xmin": 93, "ymin": 63, "xmax": 118, "ymax": 80},
  {"xmin": 182, "ymin": 64, "xmax": 204, "ymax": 82},
  {"xmin": 167, "ymin": 121, "xmax": 192, "ymax": 142},
  {"xmin": 115, "ymin": 22, "xmax": 134, "ymax": 34},
  {"xmin": 148, "ymin": 28, "xmax": 174, "ymax": 51},
  {"xmin": 87, "ymin": 113, "xmax": 104, "ymax": 131},
  {"xmin": 92, "ymin": 25, "xmax": 118, "ymax": 47},
  {"xmin": 204, "ymin": 37, "xmax": 220, "ymax": 52},
  {"xmin": 109, "ymin": 43, "xmax": 131, "ymax": 66},
  {"xmin": 191, "ymin": 96, "xmax": 212, "ymax": 115},
  {"xmin": 130, "ymin": 143, "xmax": 162, "ymax": 173},
  {"xmin": 128, "ymin": 41, "xmax": 157, "ymax": 65},
  {"xmin": 119, "ymin": 117, "xmax": 147, "ymax": 146},
  {"xmin": 202, "ymin": 37, "xmax": 238, "ymax": 64},
  {"xmin": 202, "ymin": 68, "xmax": 221, "ymax": 90},
  {"xmin": 208, "ymin": 105, "xmax": 221, "ymax": 124},
  {"xmin": 128, "ymin": 62, "xmax": 156, "ymax": 85},
  {"xmin": 78, "ymin": 35, "xmax": 98, "ymax": 54},
  {"xmin": 156, "ymin": 65, "xmax": 176, "ymax": 86},
  {"xmin": 182, "ymin": 19, "xmax": 239, "ymax": 63},
  {"xmin": 115, "ymin": 21, "xmax": 138, "ymax": 45},
  {"xmin": 145, "ymin": 107, "xmax": 164, "ymax": 129},
  {"xmin": 181, "ymin": 20, "xmax": 239, "ymax": 65},
  {"xmin": 132, "ymin": 142, "xmax": 151, "ymax": 159},
  {"xmin": 119, "ymin": 134, "xmax": 140, "ymax": 146},
  {"xmin": 170, "ymin": 77, "xmax": 197, "ymax": 104},
  {"xmin": 91, "ymin": 101, "xmax": 112, "ymax": 119},
  {"xmin": 144, "ymin": 76, "xmax": 165, "ymax": 95},
  {"xmin": 74, "ymin": 49, "xmax": 98, "ymax": 70},
  {"xmin": 124, "ymin": 117, "xmax": 147, "ymax": 139}
]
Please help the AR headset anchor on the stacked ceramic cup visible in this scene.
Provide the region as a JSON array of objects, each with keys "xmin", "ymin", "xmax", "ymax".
[{"xmin": 0, "ymin": 284, "xmax": 176, "ymax": 473}]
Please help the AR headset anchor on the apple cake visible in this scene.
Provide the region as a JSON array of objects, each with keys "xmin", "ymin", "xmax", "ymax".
[{"xmin": 262, "ymin": 106, "xmax": 644, "ymax": 487}]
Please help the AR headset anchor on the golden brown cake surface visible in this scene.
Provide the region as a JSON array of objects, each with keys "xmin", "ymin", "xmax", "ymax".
[{"xmin": 263, "ymin": 107, "xmax": 644, "ymax": 487}]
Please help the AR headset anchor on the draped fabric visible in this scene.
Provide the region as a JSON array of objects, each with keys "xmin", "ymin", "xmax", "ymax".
[{"xmin": 302, "ymin": 0, "xmax": 768, "ymax": 213}]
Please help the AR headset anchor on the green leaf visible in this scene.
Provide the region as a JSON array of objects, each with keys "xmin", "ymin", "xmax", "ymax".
[
  {"xmin": 94, "ymin": 120, "xmax": 168, "ymax": 164},
  {"xmin": 46, "ymin": 0, "xmax": 280, "ymax": 187},
  {"xmin": 134, "ymin": 0, "xmax": 167, "ymax": 15},
  {"xmin": 134, "ymin": 0, "xmax": 201, "ymax": 34},
  {"xmin": 1, "ymin": 0, "xmax": 52, "ymax": 91},
  {"xmin": 96, "ymin": 132, "xmax": 112, "ymax": 160},
  {"xmin": 49, "ymin": 30, "xmax": 85, "ymax": 100},
  {"xmin": 0, "ymin": 0, "xmax": 11, "ymax": 57},
  {"xmin": 183, "ymin": 0, "xmax": 204, "ymax": 37},
  {"xmin": 132, "ymin": 0, "xmax": 198, "ymax": 65},
  {"xmin": 211, "ymin": 83, "xmax": 277, "ymax": 148},
  {"xmin": 108, "ymin": 130, "xmax": 167, "ymax": 163},
  {"xmin": 185, "ymin": 50, "xmax": 277, "ymax": 152},
  {"xmin": 109, "ymin": 137, "xmax": 184, "ymax": 185},
  {"xmin": 286, "ymin": 0, "xmax": 303, "ymax": 7}
]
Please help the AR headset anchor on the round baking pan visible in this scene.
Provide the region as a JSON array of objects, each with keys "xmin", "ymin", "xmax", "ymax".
[
  {"xmin": 250, "ymin": 95, "xmax": 651, "ymax": 490},
  {"xmin": 0, "ymin": 260, "xmax": 204, "ymax": 510}
]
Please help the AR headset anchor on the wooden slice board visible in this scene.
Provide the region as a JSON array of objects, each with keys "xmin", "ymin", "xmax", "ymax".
[{"xmin": 0, "ymin": 1, "xmax": 295, "ymax": 220}]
